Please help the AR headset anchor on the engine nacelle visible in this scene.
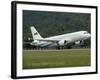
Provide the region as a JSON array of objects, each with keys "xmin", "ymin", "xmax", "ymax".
[
  {"xmin": 58, "ymin": 40, "xmax": 68, "ymax": 46},
  {"xmin": 75, "ymin": 41, "xmax": 80, "ymax": 44}
]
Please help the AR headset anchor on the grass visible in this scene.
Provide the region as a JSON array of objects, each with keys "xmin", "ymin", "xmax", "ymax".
[{"xmin": 23, "ymin": 49, "xmax": 91, "ymax": 69}]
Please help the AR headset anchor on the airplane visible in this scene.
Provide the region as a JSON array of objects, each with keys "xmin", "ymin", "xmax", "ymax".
[{"xmin": 30, "ymin": 26, "xmax": 91, "ymax": 49}]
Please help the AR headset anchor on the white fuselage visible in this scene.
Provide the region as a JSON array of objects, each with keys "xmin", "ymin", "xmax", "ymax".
[{"xmin": 31, "ymin": 31, "xmax": 90, "ymax": 47}]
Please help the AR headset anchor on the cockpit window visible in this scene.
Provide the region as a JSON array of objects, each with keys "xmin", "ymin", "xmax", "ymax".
[{"xmin": 84, "ymin": 31, "xmax": 88, "ymax": 34}]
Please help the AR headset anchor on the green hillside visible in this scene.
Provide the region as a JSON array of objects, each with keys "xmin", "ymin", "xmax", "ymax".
[{"xmin": 23, "ymin": 10, "xmax": 90, "ymax": 41}]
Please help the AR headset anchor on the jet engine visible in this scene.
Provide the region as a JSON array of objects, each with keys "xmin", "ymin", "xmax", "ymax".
[
  {"xmin": 75, "ymin": 41, "xmax": 80, "ymax": 44},
  {"xmin": 58, "ymin": 40, "xmax": 68, "ymax": 46}
]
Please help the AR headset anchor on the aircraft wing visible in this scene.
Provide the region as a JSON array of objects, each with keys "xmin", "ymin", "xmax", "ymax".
[
  {"xmin": 36, "ymin": 38, "xmax": 71, "ymax": 43},
  {"xmin": 36, "ymin": 39, "xmax": 59, "ymax": 42}
]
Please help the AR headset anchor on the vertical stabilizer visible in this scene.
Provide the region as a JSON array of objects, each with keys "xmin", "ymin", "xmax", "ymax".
[{"xmin": 30, "ymin": 26, "xmax": 43, "ymax": 40}]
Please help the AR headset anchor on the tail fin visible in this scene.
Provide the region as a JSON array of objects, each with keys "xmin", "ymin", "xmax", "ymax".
[{"xmin": 30, "ymin": 26, "xmax": 43, "ymax": 40}]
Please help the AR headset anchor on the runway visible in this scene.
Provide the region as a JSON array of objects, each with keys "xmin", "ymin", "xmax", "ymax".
[{"xmin": 24, "ymin": 48, "xmax": 90, "ymax": 52}]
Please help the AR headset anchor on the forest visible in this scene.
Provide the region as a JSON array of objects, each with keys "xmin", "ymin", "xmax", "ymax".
[{"xmin": 23, "ymin": 10, "xmax": 91, "ymax": 47}]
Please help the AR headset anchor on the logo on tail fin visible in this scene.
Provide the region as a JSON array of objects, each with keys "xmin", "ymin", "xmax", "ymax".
[{"xmin": 34, "ymin": 32, "xmax": 38, "ymax": 35}]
